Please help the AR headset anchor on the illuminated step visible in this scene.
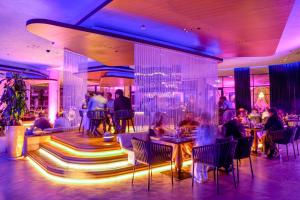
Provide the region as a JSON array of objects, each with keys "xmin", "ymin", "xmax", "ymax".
[
  {"xmin": 27, "ymin": 154, "xmax": 192, "ymax": 184},
  {"xmin": 48, "ymin": 140, "xmax": 126, "ymax": 158},
  {"xmin": 40, "ymin": 143, "xmax": 128, "ymax": 164}
]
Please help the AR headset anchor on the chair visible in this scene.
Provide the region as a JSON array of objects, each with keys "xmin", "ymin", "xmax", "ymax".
[
  {"xmin": 114, "ymin": 110, "xmax": 135, "ymax": 133},
  {"xmin": 87, "ymin": 110, "xmax": 106, "ymax": 136},
  {"xmin": 131, "ymin": 138, "xmax": 173, "ymax": 191},
  {"xmin": 79, "ymin": 110, "xmax": 84, "ymax": 132},
  {"xmin": 294, "ymin": 126, "xmax": 300, "ymax": 155},
  {"xmin": 192, "ymin": 140, "xmax": 237, "ymax": 193},
  {"xmin": 234, "ymin": 137, "xmax": 254, "ymax": 183},
  {"xmin": 269, "ymin": 127, "xmax": 297, "ymax": 158}
]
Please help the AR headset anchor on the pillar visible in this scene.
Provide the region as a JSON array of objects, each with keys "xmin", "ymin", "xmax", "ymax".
[{"xmin": 48, "ymin": 70, "xmax": 59, "ymax": 123}]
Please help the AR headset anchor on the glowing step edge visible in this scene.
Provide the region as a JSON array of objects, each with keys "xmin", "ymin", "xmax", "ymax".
[
  {"xmin": 49, "ymin": 140, "xmax": 125, "ymax": 158},
  {"xmin": 39, "ymin": 149, "xmax": 130, "ymax": 171},
  {"xmin": 28, "ymin": 157, "xmax": 192, "ymax": 185}
]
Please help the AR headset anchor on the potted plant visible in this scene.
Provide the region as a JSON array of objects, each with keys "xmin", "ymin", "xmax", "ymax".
[{"xmin": 0, "ymin": 74, "xmax": 27, "ymax": 159}]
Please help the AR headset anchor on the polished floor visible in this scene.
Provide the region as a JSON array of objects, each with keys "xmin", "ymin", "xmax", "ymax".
[{"xmin": 1, "ymin": 148, "xmax": 300, "ymax": 200}]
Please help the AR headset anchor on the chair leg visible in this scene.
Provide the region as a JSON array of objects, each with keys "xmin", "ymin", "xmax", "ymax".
[
  {"xmin": 148, "ymin": 165, "xmax": 151, "ymax": 191},
  {"xmin": 236, "ymin": 159, "xmax": 239, "ymax": 183},
  {"xmin": 286, "ymin": 145, "xmax": 289, "ymax": 159},
  {"xmin": 171, "ymin": 161, "xmax": 173, "ymax": 186},
  {"xmin": 216, "ymin": 168, "xmax": 219, "ymax": 194},
  {"xmin": 213, "ymin": 168, "xmax": 216, "ymax": 181},
  {"xmin": 249, "ymin": 156, "xmax": 254, "ymax": 179},
  {"xmin": 232, "ymin": 163, "xmax": 237, "ymax": 189},
  {"xmin": 292, "ymin": 142, "xmax": 296, "ymax": 158},
  {"xmin": 132, "ymin": 162, "xmax": 136, "ymax": 185},
  {"xmin": 192, "ymin": 162, "xmax": 195, "ymax": 188},
  {"xmin": 150, "ymin": 166, "xmax": 153, "ymax": 181},
  {"xmin": 79, "ymin": 118, "xmax": 82, "ymax": 132},
  {"xmin": 297, "ymin": 141, "xmax": 299, "ymax": 156},
  {"xmin": 130, "ymin": 118, "xmax": 135, "ymax": 132}
]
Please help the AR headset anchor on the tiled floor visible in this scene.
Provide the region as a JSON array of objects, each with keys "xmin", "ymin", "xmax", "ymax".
[{"xmin": 1, "ymin": 149, "xmax": 300, "ymax": 200}]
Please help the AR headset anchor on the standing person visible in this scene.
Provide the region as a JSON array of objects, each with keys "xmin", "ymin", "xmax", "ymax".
[
  {"xmin": 105, "ymin": 92, "xmax": 114, "ymax": 132},
  {"xmin": 114, "ymin": 89, "xmax": 132, "ymax": 133},
  {"xmin": 87, "ymin": 92, "xmax": 107, "ymax": 111}
]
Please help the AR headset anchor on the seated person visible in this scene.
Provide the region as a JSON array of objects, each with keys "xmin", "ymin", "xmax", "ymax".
[
  {"xmin": 237, "ymin": 108, "xmax": 251, "ymax": 127},
  {"xmin": 178, "ymin": 112, "xmax": 199, "ymax": 133},
  {"xmin": 222, "ymin": 110, "xmax": 245, "ymax": 139},
  {"xmin": 32, "ymin": 112, "xmax": 51, "ymax": 130},
  {"xmin": 54, "ymin": 112, "xmax": 70, "ymax": 128},
  {"xmin": 262, "ymin": 108, "xmax": 284, "ymax": 158},
  {"xmin": 150, "ymin": 112, "xmax": 171, "ymax": 137}
]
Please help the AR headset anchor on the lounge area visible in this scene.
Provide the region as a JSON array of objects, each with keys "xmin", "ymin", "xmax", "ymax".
[{"xmin": 1, "ymin": 1, "xmax": 300, "ymax": 199}]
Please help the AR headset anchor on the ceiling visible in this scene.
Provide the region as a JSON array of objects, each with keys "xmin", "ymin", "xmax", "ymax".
[{"xmin": 2, "ymin": 0, "xmax": 300, "ymax": 73}]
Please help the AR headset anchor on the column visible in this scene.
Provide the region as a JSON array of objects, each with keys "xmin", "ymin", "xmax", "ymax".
[{"xmin": 48, "ymin": 70, "xmax": 59, "ymax": 124}]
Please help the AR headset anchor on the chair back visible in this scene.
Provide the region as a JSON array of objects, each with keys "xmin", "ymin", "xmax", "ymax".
[
  {"xmin": 294, "ymin": 126, "xmax": 300, "ymax": 141},
  {"xmin": 115, "ymin": 110, "xmax": 134, "ymax": 120},
  {"xmin": 131, "ymin": 137, "xmax": 151, "ymax": 164},
  {"xmin": 234, "ymin": 136, "xmax": 254, "ymax": 159},
  {"xmin": 93, "ymin": 110, "xmax": 106, "ymax": 120},
  {"xmin": 271, "ymin": 128, "xmax": 296, "ymax": 144},
  {"xmin": 151, "ymin": 142, "xmax": 172, "ymax": 163},
  {"xmin": 192, "ymin": 141, "xmax": 237, "ymax": 168},
  {"xmin": 216, "ymin": 141, "xmax": 237, "ymax": 168}
]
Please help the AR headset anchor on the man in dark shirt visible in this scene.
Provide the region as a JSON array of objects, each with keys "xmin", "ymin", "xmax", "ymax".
[
  {"xmin": 114, "ymin": 89, "xmax": 132, "ymax": 133},
  {"xmin": 33, "ymin": 112, "xmax": 51, "ymax": 130}
]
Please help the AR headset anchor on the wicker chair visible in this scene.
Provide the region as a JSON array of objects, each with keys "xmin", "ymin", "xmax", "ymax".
[
  {"xmin": 114, "ymin": 110, "xmax": 135, "ymax": 133},
  {"xmin": 192, "ymin": 141, "xmax": 237, "ymax": 193},
  {"xmin": 269, "ymin": 127, "xmax": 297, "ymax": 158},
  {"xmin": 234, "ymin": 137, "xmax": 254, "ymax": 183},
  {"xmin": 131, "ymin": 138, "xmax": 173, "ymax": 191},
  {"xmin": 87, "ymin": 110, "xmax": 106, "ymax": 136},
  {"xmin": 294, "ymin": 126, "xmax": 300, "ymax": 156}
]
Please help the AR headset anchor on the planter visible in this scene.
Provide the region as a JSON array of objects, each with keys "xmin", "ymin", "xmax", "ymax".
[{"xmin": 6, "ymin": 126, "xmax": 26, "ymax": 159}]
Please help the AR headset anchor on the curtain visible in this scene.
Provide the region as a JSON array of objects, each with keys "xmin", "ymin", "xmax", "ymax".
[
  {"xmin": 134, "ymin": 43, "xmax": 218, "ymax": 131},
  {"xmin": 234, "ymin": 67, "xmax": 251, "ymax": 112},
  {"xmin": 269, "ymin": 62, "xmax": 300, "ymax": 113}
]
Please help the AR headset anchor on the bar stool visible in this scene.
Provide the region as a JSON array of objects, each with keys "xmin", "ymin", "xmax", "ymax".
[
  {"xmin": 87, "ymin": 110, "xmax": 106, "ymax": 136},
  {"xmin": 114, "ymin": 110, "xmax": 135, "ymax": 133}
]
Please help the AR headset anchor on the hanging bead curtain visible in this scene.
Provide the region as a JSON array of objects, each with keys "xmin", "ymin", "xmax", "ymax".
[
  {"xmin": 134, "ymin": 44, "xmax": 218, "ymax": 131},
  {"xmin": 63, "ymin": 49, "xmax": 88, "ymax": 126}
]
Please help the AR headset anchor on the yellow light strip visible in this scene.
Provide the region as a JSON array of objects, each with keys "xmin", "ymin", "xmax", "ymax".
[
  {"xmin": 49, "ymin": 140, "xmax": 125, "ymax": 158},
  {"xmin": 27, "ymin": 157, "xmax": 192, "ymax": 185},
  {"xmin": 39, "ymin": 149, "xmax": 130, "ymax": 171}
]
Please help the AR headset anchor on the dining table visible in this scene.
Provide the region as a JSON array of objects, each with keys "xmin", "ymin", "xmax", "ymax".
[{"xmin": 151, "ymin": 135, "xmax": 196, "ymax": 180}]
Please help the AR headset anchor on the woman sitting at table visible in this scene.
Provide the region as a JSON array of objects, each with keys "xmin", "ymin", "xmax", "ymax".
[
  {"xmin": 150, "ymin": 112, "xmax": 171, "ymax": 137},
  {"xmin": 178, "ymin": 112, "xmax": 199, "ymax": 133},
  {"xmin": 262, "ymin": 108, "xmax": 284, "ymax": 158},
  {"xmin": 193, "ymin": 112, "xmax": 216, "ymax": 183}
]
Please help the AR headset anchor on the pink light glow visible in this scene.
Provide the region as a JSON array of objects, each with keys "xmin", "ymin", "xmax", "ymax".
[{"xmin": 48, "ymin": 71, "xmax": 59, "ymax": 124}]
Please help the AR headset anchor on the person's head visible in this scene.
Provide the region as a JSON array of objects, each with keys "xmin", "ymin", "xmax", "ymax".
[
  {"xmin": 268, "ymin": 108, "xmax": 278, "ymax": 117},
  {"xmin": 185, "ymin": 112, "xmax": 195, "ymax": 121},
  {"xmin": 38, "ymin": 112, "xmax": 45, "ymax": 118},
  {"xmin": 223, "ymin": 110, "xmax": 236, "ymax": 123},
  {"xmin": 251, "ymin": 108, "xmax": 258, "ymax": 114},
  {"xmin": 277, "ymin": 109, "xmax": 285, "ymax": 117},
  {"xmin": 200, "ymin": 112, "xmax": 211, "ymax": 125},
  {"xmin": 237, "ymin": 108, "xmax": 246, "ymax": 117},
  {"xmin": 106, "ymin": 92, "xmax": 112, "ymax": 100},
  {"xmin": 115, "ymin": 89, "xmax": 124, "ymax": 98}
]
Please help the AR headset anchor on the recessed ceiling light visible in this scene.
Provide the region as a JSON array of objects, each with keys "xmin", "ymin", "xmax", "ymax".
[{"xmin": 141, "ymin": 24, "xmax": 146, "ymax": 30}]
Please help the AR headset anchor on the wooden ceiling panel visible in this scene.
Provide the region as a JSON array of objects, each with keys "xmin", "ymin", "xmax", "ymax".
[
  {"xmin": 105, "ymin": 0, "xmax": 295, "ymax": 57},
  {"xmin": 27, "ymin": 22, "xmax": 134, "ymax": 66}
]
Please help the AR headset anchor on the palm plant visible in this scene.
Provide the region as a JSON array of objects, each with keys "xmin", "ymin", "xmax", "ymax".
[{"xmin": 0, "ymin": 74, "xmax": 27, "ymax": 126}]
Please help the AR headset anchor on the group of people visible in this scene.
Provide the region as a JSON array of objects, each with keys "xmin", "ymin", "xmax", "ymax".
[
  {"xmin": 221, "ymin": 107, "xmax": 285, "ymax": 158},
  {"xmin": 85, "ymin": 89, "xmax": 132, "ymax": 134}
]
